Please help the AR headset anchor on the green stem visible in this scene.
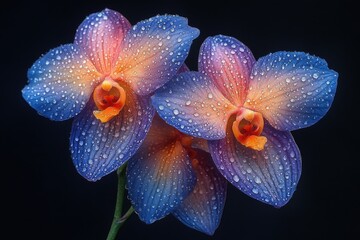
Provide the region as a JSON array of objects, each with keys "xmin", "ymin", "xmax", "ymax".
[
  {"xmin": 118, "ymin": 206, "xmax": 135, "ymax": 228},
  {"xmin": 106, "ymin": 164, "xmax": 127, "ymax": 240}
]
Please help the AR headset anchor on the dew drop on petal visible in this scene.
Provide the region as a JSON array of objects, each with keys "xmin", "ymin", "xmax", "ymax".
[{"xmin": 233, "ymin": 175, "xmax": 240, "ymax": 182}]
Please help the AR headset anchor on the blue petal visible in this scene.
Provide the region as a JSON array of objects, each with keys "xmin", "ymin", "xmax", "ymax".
[
  {"xmin": 70, "ymin": 86, "xmax": 154, "ymax": 181},
  {"xmin": 22, "ymin": 44, "xmax": 101, "ymax": 120},
  {"xmin": 209, "ymin": 121, "xmax": 302, "ymax": 207},
  {"xmin": 127, "ymin": 133, "xmax": 196, "ymax": 224},
  {"xmin": 244, "ymin": 51, "xmax": 338, "ymax": 131},
  {"xmin": 151, "ymin": 71, "xmax": 236, "ymax": 140},
  {"xmin": 173, "ymin": 149, "xmax": 227, "ymax": 235},
  {"xmin": 112, "ymin": 15, "xmax": 200, "ymax": 95}
]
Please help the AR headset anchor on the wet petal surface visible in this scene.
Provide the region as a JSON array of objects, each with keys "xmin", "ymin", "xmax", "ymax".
[
  {"xmin": 152, "ymin": 72, "xmax": 236, "ymax": 140},
  {"xmin": 127, "ymin": 138, "xmax": 196, "ymax": 223},
  {"xmin": 173, "ymin": 149, "xmax": 227, "ymax": 235},
  {"xmin": 75, "ymin": 9, "xmax": 131, "ymax": 74},
  {"xmin": 209, "ymin": 121, "xmax": 301, "ymax": 207},
  {"xmin": 244, "ymin": 51, "xmax": 338, "ymax": 131},
  {"xmin": 22, "ymin": 44, "xmax": 101, "ymax": 120},
  {"xmin": 199, "ymin": 35, "xmax": 255, "ymax": 105},
  {"xmin": 70, "ymin": 86, "xmax": 154, "ymax": 181},
  {"xmin": 112, "ymin": 15, "xmax": 199, "ymax": 95}
]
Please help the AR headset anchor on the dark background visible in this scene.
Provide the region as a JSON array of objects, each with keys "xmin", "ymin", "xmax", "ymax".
[{"xmin": 2, "ymin": 0, "xmax": 358, "ymax": 239}]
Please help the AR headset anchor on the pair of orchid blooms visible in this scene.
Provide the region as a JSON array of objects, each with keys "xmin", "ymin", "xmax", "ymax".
[{"xmin": 22, "ymin": 9, "xmax": 337, "ymax": 235}]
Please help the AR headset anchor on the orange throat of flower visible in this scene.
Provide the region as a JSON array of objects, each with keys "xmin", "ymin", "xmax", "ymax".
[
  {"xmin": 176, "ymin": 131, "xmax": 201, "ymax": 169},
  {"xmin": 92, "ymin": 78, "xmax": 126, "ymax": 123},
  {"xmin": 232, "ymin": 108, "xmax": 267, "ymax": 151}
]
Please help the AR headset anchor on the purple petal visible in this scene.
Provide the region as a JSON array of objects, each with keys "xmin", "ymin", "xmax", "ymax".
[
  {"xmin": 209, "ymin": 121, "xmax": 302, "ymax": 207},
  {"xmin": 151, "ymin": 71, "xmax": 236, "ymax": 140},
  {"xmin": 199, "ymin": 35, "xmax": 255, "ymax": 106},
  {"xmin": 244, "ymin": 51, "xmax": 338, "ymax": 131},
  {"xmin": 173, "ymin": 149, "xmax": 227, "ymax": 235},
  {"xmin": 22, "ymin": 44, "xmax": 101, "ymax": 121},
  {"xmin": 127, "ymin": 118, "xmax": 196, "ymax": 223},
  {"xmin": 70, "ymin": 86, "xmax": 154, "ymax": 181},
  {"xmin": 112, "ymin": 15, "xmax": 200, "ymax": 95},
  {"xmin": 74, "ymin": 9, "xmax": 131, "ymax": 74}
]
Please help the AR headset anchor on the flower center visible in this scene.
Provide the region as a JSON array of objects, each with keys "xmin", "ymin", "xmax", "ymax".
[
  {"xmin": 175, "ymin": 131, "xmax": 200, "ymax": 168},
  {"xmin": 232, "ymin": 108, "xmax": 267, "ymax": 151},
  {"xmin": 92, "ymin": 77, "xmax": 126, "ymax": 123}
]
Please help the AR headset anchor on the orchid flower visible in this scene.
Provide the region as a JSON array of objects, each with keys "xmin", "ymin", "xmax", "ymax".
[
  {"xmin": 22, "ymin": 9, "xmax": 199, "ymax": 181},
  {"xmin": 152, "ymin": 35, "xmax": 337, "ymax": 206},
  {"xmin": 126, "ymin": 114, "xmax": 227, "ymax": 235}
]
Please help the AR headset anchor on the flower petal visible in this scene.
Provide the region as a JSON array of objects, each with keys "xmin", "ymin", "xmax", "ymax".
[
  {"xmin": 112, "ymin": 15, "xmax": 200, "ymax": 95},
  {"xmin": 209, "ymin": 121, "xmax": 301, "ymax": 207},
  {"xmin": 126, "ymin": 121, "xmax": 196, "ymax": 223},
  {"xmin": 74, "ymin": 9, "xmax": 131, "ymax": 74},
  {"xmin": 199, "ymin": 35, "xmax": 255, "ymax": 106},
  {"xmin": 173, "ymin": 149, "xmax": 227, "ymax": 235},
  {"xmin": 22, "ymin": 44, "xmax": 101, "ymax": 121},
  {"xmin": 151, "ymin": 71, "xmax": 236, "ymax": 140},
  {"xmin": 70, "ymin": 85, "xmax": 154, "ymax": 181},
  {"xmin": 244, "ymin": 51, "xmax": 338, "ymax": 131}
]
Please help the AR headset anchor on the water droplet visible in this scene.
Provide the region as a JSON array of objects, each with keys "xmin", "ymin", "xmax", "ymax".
[
  {"xmin": 233, "ymin": 175, "xmax": 240, "ymax": 182},
  {"xmin": 158, "ymin": 105, "xmax": 164, "ymax": 110},
  {"xmin": 255, "ymin": 177, "xmax": 262, "ymax": 184},
  {"xmin": 312, "ymin": 73, "xmax": 319, "ymax": 79},
  {"xmin": 229, "ymin": 157, "xmax": 235, "ymax": 163},
  {"xmin": 239, "ymin": 47, "xmax": 245, "ymax": 52},
  {"xmin": 173, "ymin": 109, "xmax": 179, "ymax": 115},
  {"xmin": 185, "ymin": 100, "xmax": 191, "ymax": 106},
  {"xmin": 207, "ymin": 93, "xmax": 213, "ymax": 99},
  {"xmin": 252, "ymin": 188, "xmax": 259, "ymax": 194},
  {"xmin": 285, "ymin": 78, "xmax": 291, "ymax": 83}
]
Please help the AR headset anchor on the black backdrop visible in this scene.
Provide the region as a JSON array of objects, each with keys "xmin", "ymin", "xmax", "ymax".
[{"xmin": 2, "ymin": 0, "xmax": 358, "ymax": 239}]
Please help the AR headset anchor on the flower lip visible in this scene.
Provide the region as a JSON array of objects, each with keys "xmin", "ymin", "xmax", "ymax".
[
  {"xmin": 93, "ymin": 77, "xmax": 126, "ymax": 123},
  {"xmin": 231, "ymin": 108, "xmax": 267, "ymax": 151}
]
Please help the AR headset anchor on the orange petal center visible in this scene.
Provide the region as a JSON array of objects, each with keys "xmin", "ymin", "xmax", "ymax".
[
  {"xmin": 232, "ymin": 108, "xmax": 267, "ymax": 151},
  {"xmin": 93, "ymin": 78, "xmax": 126, "ymax": 123}
]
